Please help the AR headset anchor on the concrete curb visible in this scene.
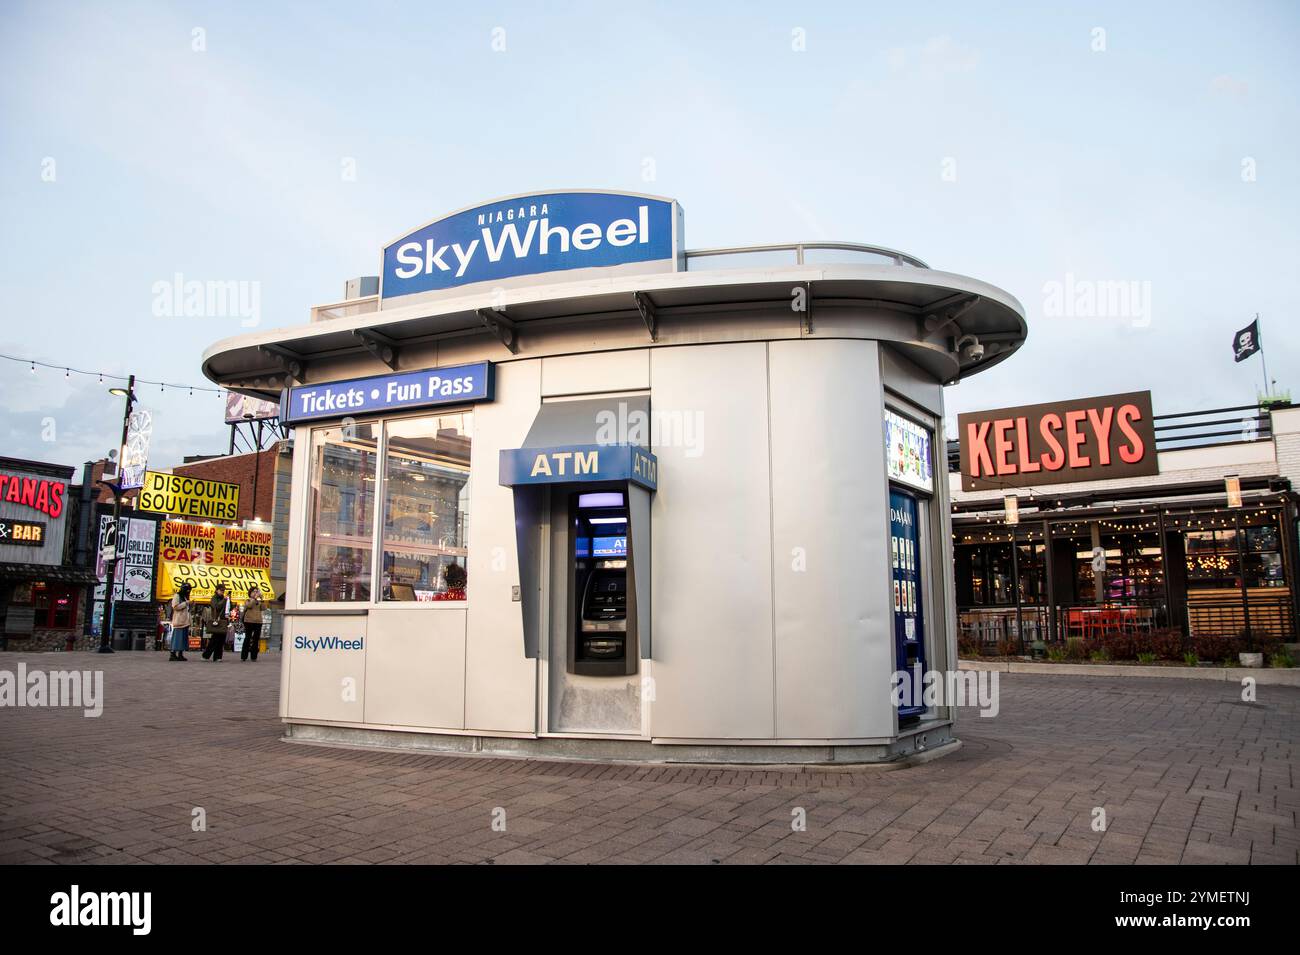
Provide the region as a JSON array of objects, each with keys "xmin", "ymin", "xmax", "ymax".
[{"xmin": 959, "ymin": 658, "xmax": 1300, "ymax": 686}]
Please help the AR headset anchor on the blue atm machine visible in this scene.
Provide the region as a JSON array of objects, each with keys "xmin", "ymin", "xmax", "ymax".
[
  {"xmin": 889, "ymin": 489, "xmax": 928, "ymax": 722},
  {"xmin": 570, "ymin": 490, "xmax": 636, "ymax": 676}
]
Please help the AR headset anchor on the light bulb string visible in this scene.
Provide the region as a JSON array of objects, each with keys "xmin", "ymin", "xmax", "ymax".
[{"xmin": 2, "ymin": 352, "xmax": 224, "ymax": 394}]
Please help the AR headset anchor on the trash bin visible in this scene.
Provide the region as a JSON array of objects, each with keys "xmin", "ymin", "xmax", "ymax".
[
  {"xmin": 132, "ymin": 631, "xmax": 147, "ymax": 651},
  {"xmin": 112, "ymin": 629, "xmax": 131, "ymax": 651}
]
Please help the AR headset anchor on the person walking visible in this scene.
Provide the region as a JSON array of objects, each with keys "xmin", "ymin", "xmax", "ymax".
[
  {"xmin": 169, "ymin": 583, "xmax": 193, "ymax": 661},
  {"xmin": 240, "ymin": 586, "xmax": 265, "ymax": 661},
  {"xmin": 201, "ymin": 583, "xmax": 232, "ymax": 661}
]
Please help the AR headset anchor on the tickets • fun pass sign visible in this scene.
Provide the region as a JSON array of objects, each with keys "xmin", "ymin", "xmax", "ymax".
[
  {"xmin": 958, "ymin": 391, "xmax": 1159, "ymax": 492},
  {"xmin": 137, "ymin": 471, "xmax": 240, "ymax": 521}
]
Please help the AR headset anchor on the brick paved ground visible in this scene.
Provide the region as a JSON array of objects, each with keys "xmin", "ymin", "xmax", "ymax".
[{"xmin": 0, "ymin": 651, "xmax": 1296, "ymax": 864}]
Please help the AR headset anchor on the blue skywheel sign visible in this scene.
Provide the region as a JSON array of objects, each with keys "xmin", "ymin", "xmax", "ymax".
[{"xmin": 381, "ymin": 191, "xmax": 680, "ymax": 299}]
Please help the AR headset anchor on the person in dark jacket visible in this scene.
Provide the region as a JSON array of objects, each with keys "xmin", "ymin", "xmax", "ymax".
[
  {"xmin": 201, "ymin": 584, "xmax": 232, "ymax": 661},
  {"xmin": 240, "ymin": 586, "xmax": 264, "ymax": 661}
]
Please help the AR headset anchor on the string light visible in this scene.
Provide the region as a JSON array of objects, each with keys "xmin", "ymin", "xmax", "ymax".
[{"xmin": 1, "ymin": 352, "xmax": 223, "ymax": 394}]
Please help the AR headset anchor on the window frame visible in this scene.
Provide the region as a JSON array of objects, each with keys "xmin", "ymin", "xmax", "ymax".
[
  {"xmin": 376, "ymin": 410, "xmax": 473, "ymax": 605},
  {"xmin": 31, "ymin": 581, "xmax": 79, "ymax": 630},
  {"xmin": 298, "ymin": 406, "xmax": 474, "ymax": 609}
]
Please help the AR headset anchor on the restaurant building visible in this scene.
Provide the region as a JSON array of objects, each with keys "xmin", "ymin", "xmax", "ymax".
[
  {"xmin": 201, "ymin": 189, "xmax": 1027, "ymax": 763},
  {"xmin": 0, "ymin": 457, "xmax": 100, "ymax": 651},
  {"xmin": 950, "ymin": 394, "xmax": 1300, "ymax": 649}
]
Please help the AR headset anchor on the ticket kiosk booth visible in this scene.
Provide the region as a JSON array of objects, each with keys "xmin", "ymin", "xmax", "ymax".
[{"xmin": 201, "ymin": 189, "xmax": 1027, "ymax": 763}]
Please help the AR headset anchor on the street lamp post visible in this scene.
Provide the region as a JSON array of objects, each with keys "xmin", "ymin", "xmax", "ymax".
[
  {"xmin": 245, "ymin": 413, "xmax": 263, "ymax": 518},
  {"xmin": 98, "ymin": 375, "xmax": 136, "ymax": 653}
]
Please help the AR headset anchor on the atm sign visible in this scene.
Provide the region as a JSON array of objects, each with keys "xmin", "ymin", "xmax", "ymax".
[
  {"xmin": 0, "ymin": 518, "xmax": 47, "ymax": 547},
  {"xmin": 499, "ymin": 444, "xmax": 658, "ymax": 491},
  {"xmin": 957, "ymin": 391, "xmax": 1158, "ymax": 491}
]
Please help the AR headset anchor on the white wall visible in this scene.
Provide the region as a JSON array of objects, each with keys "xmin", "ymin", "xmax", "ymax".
[
  {"xmin": 280, "ymin": 337, "xmax": 952, "ymax": 743},
  {"xmin": 649, "ymin": 342, "xmax": 776, "ymax": 738},
  {"xmin": 463, "ymin": 359, "xmax": 542, "ymax": 733},
  {"xmin": 769, "ymin": 340, "xmax": 897, "ymax": 739}
]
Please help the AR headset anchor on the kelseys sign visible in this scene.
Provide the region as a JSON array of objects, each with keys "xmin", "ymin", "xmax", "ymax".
[
  {"xmin": 958, "ymin": 391, "xmax": 1158, "ymax": 491},
  {"xmin": 381, "ymin": 191, "xmax": 680, "ymax": 298}
]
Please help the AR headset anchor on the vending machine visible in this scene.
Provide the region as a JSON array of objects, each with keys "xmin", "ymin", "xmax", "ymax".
[{"xmin": 889, "ymin": 488, "xmax": 928, "ymax": 722}]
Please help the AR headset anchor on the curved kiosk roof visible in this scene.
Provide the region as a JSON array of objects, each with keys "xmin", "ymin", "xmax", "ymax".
[{"xmin": 203, "ymin": 190, "xmax": 1026, "ymax": 765}]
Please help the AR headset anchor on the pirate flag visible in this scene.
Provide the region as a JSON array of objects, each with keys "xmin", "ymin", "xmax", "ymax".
[{"xmin": 1233, "ymin": 319, "xmax": 1260, "ymax": 363}]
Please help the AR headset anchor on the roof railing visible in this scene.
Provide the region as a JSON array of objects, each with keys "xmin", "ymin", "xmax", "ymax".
[
  {"xmin": 307, "ymin": 243, "xmax": 929, "ymax": 321},
  {"xmin": 685, "ymin": 242, "xmax": 929, "ymax": 270},
  {"xmin": 311, "ymin": 295, "xmax": 380, "ymax": 323}
]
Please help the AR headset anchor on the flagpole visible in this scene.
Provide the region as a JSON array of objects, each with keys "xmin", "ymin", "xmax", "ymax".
[{"xmin": 1257, "ymin": 313, "xmax": 1271, "ymax": 398}]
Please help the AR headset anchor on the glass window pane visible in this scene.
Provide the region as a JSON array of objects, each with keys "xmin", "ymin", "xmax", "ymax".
[
  {"xmin": 380, "ymin": 413, "xmax": 473, "ymax": 601},
  {"xmin": 1245, "ymin": 551, "xmax": 1284, "ymax": 587},
  {"xmin": 1245, "ymin": 521, "xmax": 1279, "ymax": 552},
  {"xmin": 306, "ymin": 422, "xmax": 379, "ymax": 602},
  {"xmin": 51, "ymin": 585, "xmax": 75, "ymax": 628},
  {"xmin": 685, "ymin": 248, "xmax": 797, "ymax": 271}
]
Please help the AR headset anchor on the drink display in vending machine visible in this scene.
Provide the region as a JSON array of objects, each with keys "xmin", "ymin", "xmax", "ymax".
[{"xmin": 889, "ymin": 488, "xmax": 928, "ymax": 722}]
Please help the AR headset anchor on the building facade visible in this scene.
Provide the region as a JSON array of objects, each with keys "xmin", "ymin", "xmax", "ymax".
[
  {"xmin": 0, "ymin": 457, "xmax": 98, "ymax": 651},
  {"xmin": 950, "ymin": 395, "xmax": 1300, "ymax": 650}
]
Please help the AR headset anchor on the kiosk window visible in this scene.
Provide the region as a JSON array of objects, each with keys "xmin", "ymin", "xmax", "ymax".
[
  {"xmin": 305, "ymin": 422, "xmax": 379, "ymax": 602},
  {"xmin": 380, "ymin": 413, "xmax": 472, "ymax": 602}
]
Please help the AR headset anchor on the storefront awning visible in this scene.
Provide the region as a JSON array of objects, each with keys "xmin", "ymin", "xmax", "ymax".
[{"xmin": 0, "ymin": 561, "xmax": 99, "ymax": 585}]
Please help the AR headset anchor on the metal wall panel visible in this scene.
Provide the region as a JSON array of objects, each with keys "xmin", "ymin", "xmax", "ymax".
[
  {"xmin": 881, "ymin": 345, "xmax": 944, "ymax": 417},
  {"xmin": 463, "ymin": 359, "xmax": 542, "ymax": 733},
  {"xmin": 648, "ymin": 342, "xmax": 775, "ymax": 739},
  {"xmin": 769, "ymin": 340, "xmax": 897, "ymax": 739},
  {"xmin": 541, "ymin": 349, "xmax": 649, "ymax": 397},
  {"xmin": 283, "ymin": 614, "xmax": 368, "ymax": 723},
  {"xmin": 364, "ymin": 608, "xmax": 467, "ymax": 729}
]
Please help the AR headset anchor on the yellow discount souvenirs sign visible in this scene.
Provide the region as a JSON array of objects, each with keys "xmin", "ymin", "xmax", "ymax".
[
  {"xmin": 155, "ymin": 561, "xmax": 274, "ymax": 602},
  {"xmin": 138, "ymin": 471, "xmax": 240, "ymax": 521}
]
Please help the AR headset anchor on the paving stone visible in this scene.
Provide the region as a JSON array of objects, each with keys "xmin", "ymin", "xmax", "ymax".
[{"xmin": 0, "ymin": 653, "xmax": 1296, "ymax": 865}]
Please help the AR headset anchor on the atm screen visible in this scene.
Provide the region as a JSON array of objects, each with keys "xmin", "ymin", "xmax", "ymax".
[{"xmin": 592, "ymin": 536, "xmax": 627, "ymax": 557}]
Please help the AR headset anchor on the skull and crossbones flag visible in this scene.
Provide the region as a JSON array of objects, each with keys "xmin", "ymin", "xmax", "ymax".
[{"xmin": 1233, "ymin": 319, "xmax": 1260, "ymax": 363}]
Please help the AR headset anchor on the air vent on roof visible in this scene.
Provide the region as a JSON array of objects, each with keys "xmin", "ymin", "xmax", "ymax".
[{"xmin": 344, "ymin": 276, "xmax": 380, "ymax": 300}]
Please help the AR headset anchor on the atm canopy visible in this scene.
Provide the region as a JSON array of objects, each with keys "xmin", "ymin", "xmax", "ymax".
[{"xmin": 499, "ymin": 396, "xmax": 657, "ymax": 491}]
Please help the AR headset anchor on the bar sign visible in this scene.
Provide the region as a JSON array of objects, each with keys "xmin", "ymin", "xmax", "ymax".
[{"xmin": 0, "ymin": 518, "xmax": 47, "ymax": 546}]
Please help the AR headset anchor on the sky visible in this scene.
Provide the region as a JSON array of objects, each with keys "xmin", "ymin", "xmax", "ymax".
[{"xmin": 1, "ymin": 0, "xmax": 1297, "ymax": 472}]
